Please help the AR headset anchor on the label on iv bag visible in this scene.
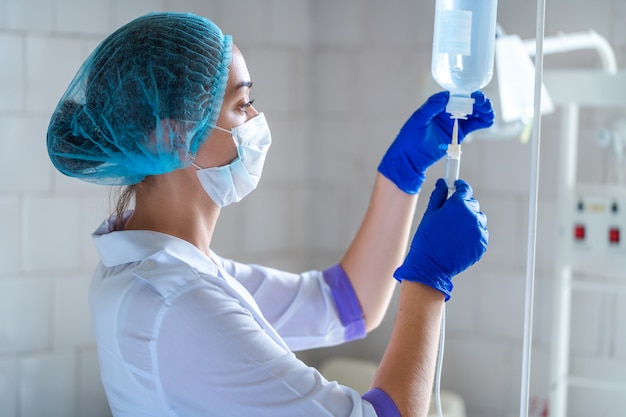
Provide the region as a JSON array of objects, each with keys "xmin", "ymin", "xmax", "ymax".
[{"xmin": 435, "ymin": 10, "xmax": 472, "ymax": 56}]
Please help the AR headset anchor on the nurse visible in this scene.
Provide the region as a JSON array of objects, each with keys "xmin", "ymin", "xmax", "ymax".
[{"xmin": 47, "ymin": 12, "xmax": 493, "ymax": 417}]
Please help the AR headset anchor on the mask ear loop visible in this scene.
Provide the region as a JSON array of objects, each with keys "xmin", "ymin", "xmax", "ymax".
[
  {"xmin": 186, "ymin": 124, "xmax": 240, "ymax": 170},
  {"xmin": 213, "ymin": 125, "xmax": 232, "ymax": 134},
  {"xmin": 184, "ymin": 153, "xmax": 205, "ymax": 170},
  {"xmin": 183, "ymin": 152, "xmax": 202, "ymax": 169}
]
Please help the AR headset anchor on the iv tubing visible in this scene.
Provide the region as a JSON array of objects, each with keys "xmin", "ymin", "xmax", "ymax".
[
  {"xmin": 436, "ymin": 118, "xmax": 461, "ymax": 417},
  {"xmin": 519, "ymin": 0, "xmax": 547, "ymax": 416},
  {"xmin": 445, "ymin": 119, "xmax": 462, "ymax": 195}
]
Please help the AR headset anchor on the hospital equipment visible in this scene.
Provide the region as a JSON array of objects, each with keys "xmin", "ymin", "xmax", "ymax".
[
  {"xmin": 502, "ymin": 15, "xmax": 625, "ymax": 417},
  {"xmin": 454, "ymin": 20, "xmax": 624, "ymax": 415},
  {"xmin": 543, "ymin": 70, "xmax": 626, "ymax": 417},
  {"xmin": 431, "ymin": 0, "xmax": 498, "ymax": 120},
  {"xmin": 439, "ymin": 120, "xmax": 459, "ymax": 417},
  {"xmin": 518, "ymin": 2, "xmax": 547, "ymax": 416},
  {"xmin": 449, "ymin": 24, "xmax": 623, "ymax": 416},
  {"xmin": 430, "ymin": 1, "xmax": 498, "ymax": 415},
  {"xmin": 471, "ymin": 29, "xmax": 615, "ymax": 143},
  {"xmin": 444, "ymin": 120, "xmax": 461, "ymax": 195}
]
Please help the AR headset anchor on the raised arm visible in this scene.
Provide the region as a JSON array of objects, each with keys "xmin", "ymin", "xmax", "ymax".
[
  {"xmin": 341, "ymin": 91, "xmax": 494, "ymax": 331},
  {"xmin": 339, "ymin": 173, "xmax": 418, "ymax": 331},
  {"xmin": 368, "ymin": 178, "xmax": 488, "ymax": 417}
]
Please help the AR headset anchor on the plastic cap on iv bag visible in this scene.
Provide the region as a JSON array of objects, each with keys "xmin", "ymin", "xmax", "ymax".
[{"xmin": 446, "ymin": 94, "xmax": 475, "ymax": 119}]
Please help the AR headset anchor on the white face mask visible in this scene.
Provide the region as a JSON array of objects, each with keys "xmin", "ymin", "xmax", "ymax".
[{"xmin": 192, "ymin": 113, "xmax": 271, "ymax": 208}]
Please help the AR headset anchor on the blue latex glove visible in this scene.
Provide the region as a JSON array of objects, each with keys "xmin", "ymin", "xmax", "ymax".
[
  {"xmin": 393, "ymin": 178, "xmax": 488, "ymax": 301},
  {"xmin": 378, "ymin": 91, "xmax": 494, "ymax": 194}
]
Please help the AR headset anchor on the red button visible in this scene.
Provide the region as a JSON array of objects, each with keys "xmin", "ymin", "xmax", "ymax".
[
  {"xmin": 574, "ymin": 224, "xmax": 585, "ymax": 240},
  {"xmin": 609, "ymin": 227, "xmax": 620, "ymax": 244}
]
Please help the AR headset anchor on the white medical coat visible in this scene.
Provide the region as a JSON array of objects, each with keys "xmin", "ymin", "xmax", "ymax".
[{"xmin": 89, "ymin": 217, "xmax": 399, "ymax": 416}]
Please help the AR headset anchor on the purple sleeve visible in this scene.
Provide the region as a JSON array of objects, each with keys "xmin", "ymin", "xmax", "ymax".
[
  {"xmin": 362, "ymin": 388, "xmax": 401, "ymax": 417},
  {"xmin": 322, "ymin": 264, "xmax": 366, "ymax": 341}
]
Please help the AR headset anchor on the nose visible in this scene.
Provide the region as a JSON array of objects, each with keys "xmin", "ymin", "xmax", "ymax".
[{"xmin": 248, "ymin": 104, "xmax": 260, "ymax": 118}]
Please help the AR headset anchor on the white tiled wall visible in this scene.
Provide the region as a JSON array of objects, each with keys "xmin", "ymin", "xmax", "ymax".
[
  {"xmin": 0, "ymin": 278, "xmax": 52, "ymax": 354},
  {"xmin": 1, "ymin": 1, "xmax": 624, "ymax": 417},
  {"xmin": 0, "ymin": 356, "xmax": 17, "ymax": 417},
  {"xmin": 0, "ymin": 34, "xmax": 23, "ymax": 112},
  {"xmin": 20, "ymin": 351, "xmax": 75, "ymax": 417}
]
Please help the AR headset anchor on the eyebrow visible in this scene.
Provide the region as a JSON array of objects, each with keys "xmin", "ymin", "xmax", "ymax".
[{"xmin": 235, "ymin": 80, "xmax": 253, "ymax": 90}]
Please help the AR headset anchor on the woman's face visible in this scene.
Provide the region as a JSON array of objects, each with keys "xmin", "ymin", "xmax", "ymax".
[{"xmin": 193, "ymin": 45, "xmax": 258, "ymax": 169}]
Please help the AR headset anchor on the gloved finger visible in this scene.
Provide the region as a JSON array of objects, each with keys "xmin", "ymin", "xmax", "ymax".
[
  {"xmin": 470, "ymin": 90, "xmax": 487, "ymax": 105},
  {"xmin": 460, "ymin": 112, "xmax": 494, "ymax": 136},
  {"xmin": 473, "ymin": 98, "xmax": 494, "ymax": 118},
  {"xmin": 425, "ymin": 178, "xmax": 449, "ymax": 214},
  {"xmin": 462, "ymin": 193, "xmax": 480, "ymax": 209},
  {"xmin": 469, "ymin": 91, "xmax": 492, "ymax": 117},
  {"xmin": 451, "ymin": 181, "xmax": 484, "ymax": 221},
  {"xmin": 475, "ymin": 211, "xmax": 489, "ymax": 251},
  {"xmin": 470, "ymin": 91, "xmax": 495, "ymax": 116},
  {"xmin": 450, "ymin": 179, "xmax": 473, "ymax": 200},
  {"xmin": 411, "ymin": 91, "xmax": 450, "ymax": 127},
  {"xmin": 460, "ymin": 93, "xmax": 495, "ymax": 134},
  {"xmin": 452, "ymin": 180, "xmax": 488, "ymax": 244},
  {"xmin": 482, "ymin": 227, "xmax": 489, "ymax": 245},
  {"xmin": 476, "ymin": 209, "xmax": 488, "ymax": 230}
]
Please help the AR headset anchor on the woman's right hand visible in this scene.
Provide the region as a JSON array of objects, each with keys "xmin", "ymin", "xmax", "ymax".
[{"xmin": 392, "ymin": 178, "xmax": 488, "ymax": 300}]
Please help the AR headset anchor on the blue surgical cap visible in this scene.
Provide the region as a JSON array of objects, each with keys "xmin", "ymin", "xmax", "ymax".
[{"xmin": 47, "ymin": 12, "xmax": 233, "ymax": 185}]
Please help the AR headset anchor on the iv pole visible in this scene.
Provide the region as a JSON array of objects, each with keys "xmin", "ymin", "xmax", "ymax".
[{"xmin": 519, "ymin": 0, "xmax": 547, "ymax": 415}]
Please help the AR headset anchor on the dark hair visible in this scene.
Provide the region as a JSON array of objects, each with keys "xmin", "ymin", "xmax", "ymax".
[{"xmin": 112, "ymin": 185, "xmax": 136, "ymax": 231}]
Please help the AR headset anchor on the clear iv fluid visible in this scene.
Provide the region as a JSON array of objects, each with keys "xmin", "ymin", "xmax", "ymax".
[{"xmin": 432, "ymin": 0, "xmax": 498, "ymax": 98}]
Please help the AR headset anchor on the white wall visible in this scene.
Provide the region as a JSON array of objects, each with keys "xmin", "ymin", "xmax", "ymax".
[{"xmin": 1, "ymin": 1, "xmax": 625, "ymax": 417}]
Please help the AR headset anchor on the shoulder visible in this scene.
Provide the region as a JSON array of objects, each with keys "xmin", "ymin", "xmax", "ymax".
[{"xmin": 132, "ymin": 251, "xmax": 220, "ymax": 304}]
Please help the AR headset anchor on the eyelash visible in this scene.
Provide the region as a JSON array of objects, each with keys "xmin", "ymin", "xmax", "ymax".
[{"xmin": 239, "ymin": 98, "xmax": 255, "ymax": 113}]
